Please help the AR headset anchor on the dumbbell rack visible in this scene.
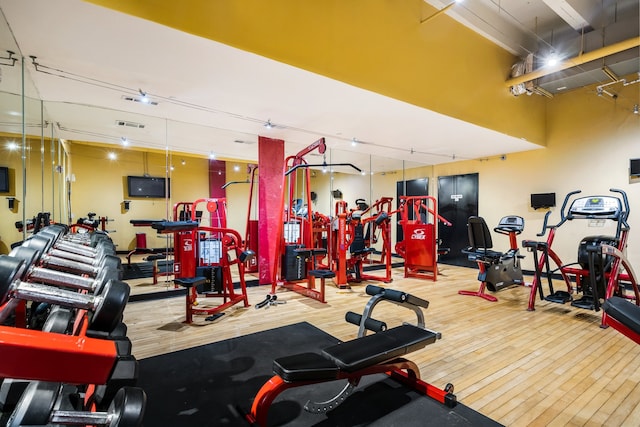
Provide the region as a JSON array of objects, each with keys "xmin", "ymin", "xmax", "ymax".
[
  {"xmin": 0, "ymin": 225, "xmax": 145, "ymax": 425},
  {"xmin": 0, "ymin": 323, "xmax": 120, "ymax": 385}
]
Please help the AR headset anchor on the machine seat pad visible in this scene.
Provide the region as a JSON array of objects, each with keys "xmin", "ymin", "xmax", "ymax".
[
  {"xmin": 322, "ymin": 324, "xmax": 437, "ymax": 373},
  {"xmin": 151, "ymin": 221, "xmax": 199, "ymax": 232},
  {"xmin": 463, "ymin": 248, "xmax": 504, "ymax": 262},
  {"xmin": 603, "ymin": 296, "xmax": 640, "ymax": 335},
  {"xmin": 351, "ymin": 247, "xmax": 375, "ymax": 256},
  {"xmin": 145, "ymin": 254, "xmax": 166, "ymax": 261},
  {"xmin": 274, "ymin": 352, "xmax": 340, "ymax": 382},
  {"xmin": 308, "ymin": 269, "xmax": 336, "ymax": 279},
  {"xmin": 174, "ymin": 277, "xmax": 207, "ymax": 288}
]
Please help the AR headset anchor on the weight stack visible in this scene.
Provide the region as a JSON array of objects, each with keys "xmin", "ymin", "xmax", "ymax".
[{"xmin": 282, "ymin": 245, "xmax": 306, "ymax": 282}]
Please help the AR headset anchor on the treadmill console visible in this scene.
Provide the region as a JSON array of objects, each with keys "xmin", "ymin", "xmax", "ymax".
[{"xmin": 568, "ymin": 196, "xmax": 621, "ymax": 219}]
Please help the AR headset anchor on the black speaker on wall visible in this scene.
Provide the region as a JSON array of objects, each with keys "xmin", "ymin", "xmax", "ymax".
[{"xmin": 531, "ymin": 193, "xmax": 556, "ymax": 210}]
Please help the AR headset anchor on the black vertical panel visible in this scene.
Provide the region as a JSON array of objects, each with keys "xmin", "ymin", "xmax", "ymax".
[
  {"xmin": 396, "ymin": 178, "xmax": 428, "ymax": 242},
  {"xmin": 437, "ymin": 173, "xmax": 478, "ymax": 267}
]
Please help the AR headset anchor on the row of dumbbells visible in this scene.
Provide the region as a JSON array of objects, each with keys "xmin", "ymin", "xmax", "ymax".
[{"xmin": 0, "ymin": 225, "xmax": 146, "ymax": 426}]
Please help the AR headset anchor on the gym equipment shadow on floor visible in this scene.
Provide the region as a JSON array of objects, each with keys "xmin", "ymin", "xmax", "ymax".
[{"xmin": 137, "ymin": 322, "xmax": 503, "ymax": 427}]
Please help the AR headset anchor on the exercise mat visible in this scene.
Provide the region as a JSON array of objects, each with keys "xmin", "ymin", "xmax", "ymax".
[{"xmin": 137, "ymin": 322, "xmax": 503, "ymax": 426}]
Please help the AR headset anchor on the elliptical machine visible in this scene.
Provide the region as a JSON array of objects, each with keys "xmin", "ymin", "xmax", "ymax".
[
  {"xmin": 523, "ymin": 188, "xmax": 631, "ymax": 321},
  {"xmin": 458, "ymin": 215, "xmax": 525, "ymax": 302}
]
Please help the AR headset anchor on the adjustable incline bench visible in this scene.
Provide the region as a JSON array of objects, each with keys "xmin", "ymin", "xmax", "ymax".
[{"xmin": 247, "ymin": 285, "xmax": 455, "ymax": 426}]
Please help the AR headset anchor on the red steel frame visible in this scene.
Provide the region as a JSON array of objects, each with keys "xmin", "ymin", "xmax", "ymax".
[
  {"xmin": 0, "ymin": 311, "xmax": 119, "ymax": 385},
  {"xmin": 271, "ymin": 138, "xmax": 328, "ymax": 303},
  {"xmin": 182, "ymin": 226, "xmax": 250, "ymax": 323},
  {"xmin": 332, "ymin": 198, "xmax": 395, "ymax": 287},
  {"xmin": 246, "ymin": 358, "xmax": 455, "ymax": 426},
  {"xmin": 599, "ymin": 244, "xmax": 640, "ymax": 338}
]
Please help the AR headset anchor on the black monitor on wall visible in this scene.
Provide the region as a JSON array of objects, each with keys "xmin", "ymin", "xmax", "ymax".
[
  {"xmin": 531, "ymin": 192, "xmax": 556, "ymax": 210},
  {"xmin": 127, "ymin": 176, "xmax": 170, "ymax": 198},
  {"xmin": 0, "ymin": 167, "xmax": 9, "ymax": 193},
  {"xmin": 630, "ymin": 159, "xmax": 640, "ymax": 177}
]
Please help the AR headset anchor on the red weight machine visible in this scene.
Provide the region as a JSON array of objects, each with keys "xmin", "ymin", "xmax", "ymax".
[
  {"xmin": 332, "ymin": 197, "xmax": 395, "ymax": 288},
  {"xmin": 153, "ymin": 198, "xmax": 251, "ymax": 323},
  {"xmin": 271, "ymin": 138, "xmax": 333, "ymax": 303},
  {"xmin": 395, "ymin": 196, "xmax": 451, "ymax": 281},
  {"xmin": 222, "ymin": 164, "xmax": 260, "ymax": 273}
]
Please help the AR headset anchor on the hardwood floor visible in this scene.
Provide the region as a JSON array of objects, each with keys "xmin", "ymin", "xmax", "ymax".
[{"xmin": 123, "ymin": 264, "xmax": 640, "ymax": 426}]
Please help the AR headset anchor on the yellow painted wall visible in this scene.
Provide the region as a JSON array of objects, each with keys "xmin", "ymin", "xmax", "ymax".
[{"xmin": 86, "ymin": 0, "xmax": 546, "ymax": 146}]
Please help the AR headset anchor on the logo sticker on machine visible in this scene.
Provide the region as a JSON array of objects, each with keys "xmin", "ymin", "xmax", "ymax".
[
  {"xmin": 411, "ymin": 229, "xmax": 427, "ymax": 240},
  {"xmin": 451, "ymin": 194, "xmax": 463, "ymax": 202}
]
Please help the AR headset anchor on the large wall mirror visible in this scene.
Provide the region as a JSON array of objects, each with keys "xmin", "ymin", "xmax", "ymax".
[{"xmin": 1, "ymin": 6, "xmax": 434, "ymax": 295}]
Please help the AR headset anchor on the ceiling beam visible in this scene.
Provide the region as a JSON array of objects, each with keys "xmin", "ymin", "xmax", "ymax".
[{"xmin": 505, "ymin": 36, "xmax": 640, "ymax": 87}]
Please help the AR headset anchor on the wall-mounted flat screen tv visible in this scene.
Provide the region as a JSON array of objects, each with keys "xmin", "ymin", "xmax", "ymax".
[
  {"xmin": 630, "ymin": 158, "xmax": 640, "ymax": 177},
  {"xmin": 0, "ymin": 167, "xmax": 9, "ymax": 193},
  {"xmin": 531, "ymin": 192, "xmax": 556, "ymax": 209},
  {"xmin": 127, "ymin": 176, "xmax": 170, "ymax": 198}
]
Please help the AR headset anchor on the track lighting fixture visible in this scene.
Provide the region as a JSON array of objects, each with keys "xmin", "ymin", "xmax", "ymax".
[
  {"xmin": 0, "ymin": 50, "xmax": 17, "ymax": 67},
  {"xmin": 121, "ymin": 137, "xmax": 129, "ymax": 146},
  {"xmin": 264, "ymin": 119, "xmax": 273, "ymax": 129},
  {"xmin": 634, "ymin": 105, "xmax": 639, "ymax": 115},
  {"xmin": 209, "ymin": 152, "xmax": 216, "ymax": 159},
  {"xmin": 351, "ymin": 137, "xmax": 358, "ymax": 147}
]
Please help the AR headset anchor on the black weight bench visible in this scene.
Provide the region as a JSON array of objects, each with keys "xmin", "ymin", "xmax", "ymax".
[
  {"xmin": 274, "ymin": 324, "xmax": 437, "ymax": 381},
  {"xmin": 248, "ymin": 285, "xmax": 455, "ymax": 426},
  {"xmin": 603, "ymin": 296, "xmax": 640, "ymax": 345}
]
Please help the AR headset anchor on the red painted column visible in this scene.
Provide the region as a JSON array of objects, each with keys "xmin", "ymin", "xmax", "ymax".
[
  {"xmin": 209, "ymin": 159, "xmax": 226, "ymax": 198},
  {"xmin": 258, "ymin": 136, "xmax": 284, "ymax": 285}
]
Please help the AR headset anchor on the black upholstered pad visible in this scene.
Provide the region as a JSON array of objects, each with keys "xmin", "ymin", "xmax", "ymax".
[
  {"xmin": 274, "ymin": 352, "xmax": 340, "ymax": 382},
  {"xmin": 322, "ymin": 325, "xmax": 437, "ymax": 372},
  {"xmin": 308, "ymin": 269, "xmax": 336, "ymax": 279},
  {"xmin": 151, "ymin": 221, "xmax": 199, "ymax": 232},
  {"xmin": 603, "ymin": 296, "xmax": 640, "ymax": 335},
  {"xmin": 174, "ymin": 277, "xmax": 207, "ymax": 288}
]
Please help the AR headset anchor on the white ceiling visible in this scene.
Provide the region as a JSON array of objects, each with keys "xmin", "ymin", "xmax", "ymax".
[{"xmin": 0, "ymin": 0, "xmax": 637, "ymax": 173}]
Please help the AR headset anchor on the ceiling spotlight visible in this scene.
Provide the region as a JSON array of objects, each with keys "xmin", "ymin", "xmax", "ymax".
[
  {"xmin": 234, "ymin": 165, "xmax": 240, "ymax": 172},
  {"xmin": 139, "ymin": 89, "xmax": 150, "ymax": 104},
  {"xmin": 351, "ymin": 137, "xmax": 358, "ymax": 147},
  {"xmin": 545, "ymin": 53, "xmax": 559, "ymax": 67},
  {"xmin": 634, "ymin": 105, "xmax": 639, "ymax": 115},
  {"xmin": 120, "ymin": 137, "xmax": 129, "ymax": 146},
  {"xmin": 264, "ymin": 120, "xmax": 273, "ymax": 129},
  {"xmin": 107, "ymin": 152, "xmax": 117, "ymax": 160},
  {"xmin": 209, "ymin": 152, "xmax": 216, "ymax": 159},
  {"xmin": 7, "ymin": 141, "xmax": 18, "ymax": 150},
  {"xmin": 181, "ymin": 159, "xmax": 186, "ymax": 166}
]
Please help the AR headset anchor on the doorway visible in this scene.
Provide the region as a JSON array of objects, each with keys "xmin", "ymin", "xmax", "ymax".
[{"xmin": 437, "ymin": 173, "xmax": 478, "ymax": 267}]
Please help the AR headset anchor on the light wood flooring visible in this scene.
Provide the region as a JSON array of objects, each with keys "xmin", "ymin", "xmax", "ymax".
[{"xmin": 122, "ymin": 263, "xmax": 640, "ymax": 426}]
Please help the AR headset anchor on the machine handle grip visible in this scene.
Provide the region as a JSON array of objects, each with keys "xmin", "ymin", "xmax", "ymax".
[
  {"xmin": 365, "ymin": 285, "xmax": 429, "ymax": 308},
  {"xmin": 345, "ymin": 311, "xmax": 387, "ymax": 332}
]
